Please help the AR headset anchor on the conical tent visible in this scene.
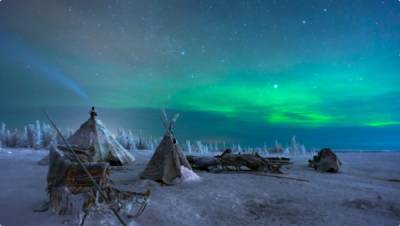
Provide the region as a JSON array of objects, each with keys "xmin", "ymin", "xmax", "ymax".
[
  {"xmin": 140, "ymin": 110, "xmax": 194, "ymax": 184},
  {"xmin": 67, "ymin": 108, "xmax": 135, "ymax": 165}
]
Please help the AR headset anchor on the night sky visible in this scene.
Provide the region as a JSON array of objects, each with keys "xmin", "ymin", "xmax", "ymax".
[{"xmin": 0, "ymin": 0, "xmax": 399, "ymax": 149}]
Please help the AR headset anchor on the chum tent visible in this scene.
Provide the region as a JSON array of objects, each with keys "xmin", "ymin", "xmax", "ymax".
[
  {"xmin": 140, "ymin": 110, "xmax": 199, "ymax": 184},
  {"xmin": 67, "ymin": 107, "xmax": 135, "ymax": 165},
  {"xmin": 39, "ymin": 107, "xmax": 135, "ymax": 165}
]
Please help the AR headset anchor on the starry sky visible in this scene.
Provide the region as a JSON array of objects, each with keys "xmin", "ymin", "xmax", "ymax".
[{"xmin": 0, "ymin": 0, "xmax": 399, "ymax": 149}]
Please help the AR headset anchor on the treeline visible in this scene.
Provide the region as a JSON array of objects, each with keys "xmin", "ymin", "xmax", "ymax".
[
  {"xmin": 0, "ymin": 121, "xmax": 309, "ymax": 156},
  {"xmin": 0, "ymin": 121, "xmax": 66, "ymax": 149},
  {"xmin": 0, "ymin": 121, "xmax": 158, "ymax": 151},
  {"xmin": 183, "ymin": 136, "xmax": 307, "ymax": 155}
]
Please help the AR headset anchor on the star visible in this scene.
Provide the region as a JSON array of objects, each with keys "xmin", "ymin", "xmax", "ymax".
[
  {"xmin": 302, "ymin": 20, "xmax": 307, "ymax": 25},
  {"xmin": 180, "ymin": 51, "xmax": 185, "ymax": 56},
  {"xmin": 273, "ymin": 84, "xmax": 279, "ymax": 89},
  {"xmin": 323, "ymin": 8, "xmax": 328, "ymax": 12}
]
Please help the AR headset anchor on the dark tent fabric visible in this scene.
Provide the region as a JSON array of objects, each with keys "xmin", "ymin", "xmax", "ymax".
[{"xmin": 141, "ymin": 132, "xmax": 192, "ymax": 184}]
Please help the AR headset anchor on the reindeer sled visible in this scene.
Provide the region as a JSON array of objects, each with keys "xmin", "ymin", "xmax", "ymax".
[
  {"xmin": 42, "ymin": 110, "xmax": 150, "ymax": 226},
  {"xmin": 188, "ymin": 149, "xmax": 293, "ymax": 174},
  {"xmin": 46, "ymin": 146, "xmax": 150, "ymax": 225},
  {"xmin": 187, "ymin": 150, "xmax": 307, "ymax": 182}
]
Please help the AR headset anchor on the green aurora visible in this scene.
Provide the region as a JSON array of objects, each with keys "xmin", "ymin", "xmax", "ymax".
[{"xmin": 86, "ymin": 60, "xmax": 399, "ymax": 127}]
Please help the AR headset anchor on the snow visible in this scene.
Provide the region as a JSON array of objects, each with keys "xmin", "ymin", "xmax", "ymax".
[
  {"xmin": 0, "ymin": 148, "xmax": 399, "ymax": 226},
  {"xmin": 178, "ymin": 166, "xmax": 201, "ymax": 183}
]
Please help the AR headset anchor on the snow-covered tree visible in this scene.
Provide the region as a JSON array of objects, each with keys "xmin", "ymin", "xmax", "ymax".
[
  {"xmin": 6, "ymin": 129, "xmax": 19, "ymax": 147},
  {"xmin": 269, "ymin": 140, "xmax": 284, "ymax": 154},
  {"xmin": 237, "ymin": 144, "xmax": 242, "ymax": 153},
  {"xmin": 186, "ymin": 140, "xmax": 192, "ymax": 153},
  {"xmin": 213, "ymin": 142, "xmax": 219, "ymax": 152},
  {"xmin": 149, "ymin": 137, "xmax": 158, "ymax": 151},
  {"xmin": 127, "ymin": 130, "xmax": 137, "ymax": 150},
  {"xmin": 287, "ymin": 136, "xmax": 307, "ymax": 155},
  {"xmin": 34, "ymin": 120, "xmax": 42, "ymax": 148},
  {"xmin": 300, "ymin": 144, "xmax": 306, "ymax": 154},
  {"xmin": 116, "ymin": 128, "xmax": 128, "ymax": 148},
  {"xmin": 289, "ymin": 136, "xmax": 300, "ymax": 155},
  {"xmin": 17, "ymin": 126, "xmax": 28, "ymax": 147},
  {"xmin": 116, "ymin": 128, "xmax": 140, "ymax": 151},
  {"xmin": 283, "ymin": 147, "xmax": 290, "ymax": 155},
  {"xmin": 57, "ymin": 128, "xmax": 73, "ymax": 145},
  {"xmin": 26, "ymin": 124, "xmax": 37, "ymax": 148},
  {"xmin": 196, "ymin": 141, "xmax": 204, "ymax": 153},
  {"xmin": 42, "ymin": 122, "xmax": 56, "ymax": 148},
  {"xmin": 136, "ymin": 137, "xmax": 148, "ymax": 150},
  {"xmin": 0, "ymin": 122, "xmax": 6, "ymax": 145}
]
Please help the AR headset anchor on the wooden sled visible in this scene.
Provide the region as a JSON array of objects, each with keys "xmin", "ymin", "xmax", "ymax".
[{"xmin": 46, "ymin": 147, "xmax": 150, "ymax": 225}]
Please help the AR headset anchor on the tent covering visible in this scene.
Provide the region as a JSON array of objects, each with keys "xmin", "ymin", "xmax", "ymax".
[
  {"xmin": 38, "ymin": 108, "xmax": 135, "ymax": 166},
  {"xmin": 67, "ymin": 115, "xmax": 135, "ymax": 165},
  {"xmin": 141, "ymin": 132, "xmax": 193, "ymax": 184},
  {"xmin": 141, "ymin": 110, "xmax": 197, "ymax": 184}
]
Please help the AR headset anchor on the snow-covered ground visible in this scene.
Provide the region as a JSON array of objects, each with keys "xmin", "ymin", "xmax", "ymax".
[{"xmin": 0, "ymin": 148, "xmax": 399, "ymax": 226}]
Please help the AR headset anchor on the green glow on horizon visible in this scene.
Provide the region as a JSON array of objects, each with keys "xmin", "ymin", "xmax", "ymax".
[
  {"xmin": 366, "ymin": 121, "xmax": 400, "ymax": 127},
  {"xmin": 85, "ymin": 67, "xmax": 398, "ymax": 127}
]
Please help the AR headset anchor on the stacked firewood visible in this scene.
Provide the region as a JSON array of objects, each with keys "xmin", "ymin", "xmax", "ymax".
[{"xmin": 187, "ymin": 149, "xmax": 292, "ymax": 173}]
